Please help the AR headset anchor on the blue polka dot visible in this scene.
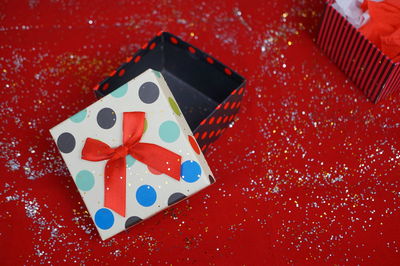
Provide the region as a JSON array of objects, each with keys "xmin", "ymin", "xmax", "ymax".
[
  {"xmin": 69, "ymin": 109, "xmax": 87, "ymax": 123},
  {"xmin": 126, "ymin": 155, "xmax": 136, "ymax": 167},
  {"xmin": 111, "ymin": 83, "xmax": 128, "ymax": 98},
  {"xmin": 75, "ymin": 170, "xmax": 95, "ymax": 191},
  {"xmin": 94, "ymin": 208, "xmax": 114, "ymax": 230},
  {"xmin": 136, "ymin": 185, "xmax": 157, "ymax": 207},
  {"xmin": 181, "ymin": 160, "xmax": 201, "ymax": 183},
  {"xmin": 159, "ymin": 120, "xmax": 180, "ymax": 143}
]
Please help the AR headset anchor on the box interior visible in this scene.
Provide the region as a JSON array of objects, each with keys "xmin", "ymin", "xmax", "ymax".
[{"xmin": 97, "ymin": 33, "xmax": 244, "ymax": 131}]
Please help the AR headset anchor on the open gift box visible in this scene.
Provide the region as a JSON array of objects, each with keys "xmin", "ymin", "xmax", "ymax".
[
  {"xmin": 50, "ymin": 32, "xmax": 246, "ymax": 240},
  {"xmin": 51, "ymin": 70, "xmax": 217, "ymax": 240},
  {"xmin": 317, "ymin": 0, "xmax": 400, "ymax": 103},
  {"xmin": 94, "ymin": 32, "xmax": 246, "ymax": 151}
]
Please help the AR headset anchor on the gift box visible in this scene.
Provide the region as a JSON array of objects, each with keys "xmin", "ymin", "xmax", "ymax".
[
  {"xmin": 94, "ymin": 32, "xmax": 246, "ymax": 151},
  {"xmin": 50, "ymin": 69, "xmax": 215, "ymax": 240},
  {"xmin": 317, "ymin": 0, "xmax": 400, "ymax": 103}
]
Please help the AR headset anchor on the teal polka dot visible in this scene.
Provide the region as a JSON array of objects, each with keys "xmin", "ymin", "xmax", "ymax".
[
  {"xmin": 70, "ymin": 109, "xmax": 87, "ymax": 123},
  {"xmin": 152, "ymin": 70, "xmax": 162, "ymax": 78},
  {"xmin": 75, "ymin": 170, "xmax": 95, "ymax": 191},
  {"xmin": 159, "ymin": 120, "xmax": 180, "ymax": 143},
  {"xmin": 111, "ymin": 83, "xmax": 128, "ymax": 98},
  {"xmin": 126, "ymin": 155, "xmax": 136, "ymax": 167}
]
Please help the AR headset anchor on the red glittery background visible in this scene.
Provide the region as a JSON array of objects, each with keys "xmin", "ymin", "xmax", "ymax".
[{"xmin": 1, "ymin": 0, "xmax": 400, "ymax": 264}]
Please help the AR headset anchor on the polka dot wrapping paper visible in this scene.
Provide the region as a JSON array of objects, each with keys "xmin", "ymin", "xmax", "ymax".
[{"xmin": 50, "ymin": 69, "xmax": 215, "ymax": 240}]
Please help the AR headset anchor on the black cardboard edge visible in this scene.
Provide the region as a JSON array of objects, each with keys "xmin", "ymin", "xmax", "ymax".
[{"xmin": 94, "ymin": 31, "xmax": 246, "ymax": 98}]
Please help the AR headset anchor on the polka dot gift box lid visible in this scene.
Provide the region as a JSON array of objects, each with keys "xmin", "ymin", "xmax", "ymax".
[{"xmin": 50, "ymin": 69, "xmax": 215, "ymax": 240}]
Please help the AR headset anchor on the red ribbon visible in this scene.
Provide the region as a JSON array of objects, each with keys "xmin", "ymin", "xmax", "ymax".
[{"xmin": 81, "ymin": 112, "xmax": 181, "ymax": 217}]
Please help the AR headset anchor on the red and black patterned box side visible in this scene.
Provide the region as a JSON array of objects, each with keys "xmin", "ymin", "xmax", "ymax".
[
  {"xmin": 93, "ymin": 32, "xmax": 165, "ymax": 97},
  {"xmin": 317, "ymin": 1, "xmax": 399, "ymax": 103},
  {"xmin": 193, "ymin": 86, "xmax": 245, "ymax": 152}
]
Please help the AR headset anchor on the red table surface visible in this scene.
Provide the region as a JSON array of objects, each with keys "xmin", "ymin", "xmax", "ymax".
[{"xmin": 1, "ymin": 0, "xmax": 400, "ymax": 264}]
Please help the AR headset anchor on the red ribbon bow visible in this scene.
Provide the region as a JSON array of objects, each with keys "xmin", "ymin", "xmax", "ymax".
[{"xmin": 81, "ymin": 112, "xmax": 181, "ymax": 217}]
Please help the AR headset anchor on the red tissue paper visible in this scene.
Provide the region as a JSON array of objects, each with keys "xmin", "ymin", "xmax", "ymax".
[{"xmin": 359, "ymin": 0, "xmax": 400, "ymax": 61}]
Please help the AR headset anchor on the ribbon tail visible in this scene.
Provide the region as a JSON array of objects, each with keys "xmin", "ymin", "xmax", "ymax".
[
  {"xmin": 104, "ymin": 158, "xmax": 126, "ymax": 217},
  {"xmin": 130, "ymin": 143, "xmax": 182, "ymax": 181},
  {"xmin": 82, "ymin": 138, "xmax": 115, "ymax": 161}
]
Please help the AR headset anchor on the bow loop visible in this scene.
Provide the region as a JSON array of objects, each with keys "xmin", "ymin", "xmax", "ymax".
[
  {"xmin": 81, "ymin": 112, "xmax": 182, "ymax": 217},
  {"xmin": 123, "ymin": 112, "xmax": 145, "ymax": 146},
  {"xmin": 82, "ymin": 138, "xmax": 115, "ymax": 161}
]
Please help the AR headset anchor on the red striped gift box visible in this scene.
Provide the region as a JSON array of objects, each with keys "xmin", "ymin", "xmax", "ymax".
[{"xmin": 317, "ymin": 0, "xmax": 400, "ymax": 103}]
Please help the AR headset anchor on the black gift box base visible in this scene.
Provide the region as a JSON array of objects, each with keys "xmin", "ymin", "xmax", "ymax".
[{"xmin": 95, "ymin": 32, "xmax": 246, "ymax": 150}]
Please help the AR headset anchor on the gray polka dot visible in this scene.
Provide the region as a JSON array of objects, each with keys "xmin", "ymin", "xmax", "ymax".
[
  {"xmin": 138, "ymin": 82, "xmax": 160, "ymax": 104},
  {"xmin": 125, "ymin": 216, "xmax": 142, "ymax": 229},
  {"xmin": 57, "ymin": 132, "xmax": 76, "ymax": 153},
  {"xmin": 168, "ymin": 192, "xmax": 186, "ymax": 206},
  {"xmin": 97, "ymin": 108, "xmax": 116, "ymax": 129}
]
